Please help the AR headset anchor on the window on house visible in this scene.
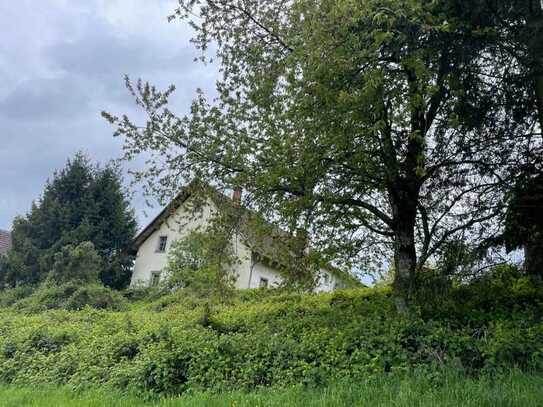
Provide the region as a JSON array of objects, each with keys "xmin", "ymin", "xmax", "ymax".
[
  {"xmin": 157, "ymin": 236, "xmax": 168, "ymax": 252},
  {"xmin": 259, "ymin": 277, "xmax": 269, "ymax": 288},
  {"xmin": 150, "ymin": 271, "xmax": 161, "ymax": 287}
]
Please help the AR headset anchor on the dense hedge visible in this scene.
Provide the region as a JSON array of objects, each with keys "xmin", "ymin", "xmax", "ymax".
[
  {"xmin": 0, "ymin": 283, "xmax": 127, "ymax": 312},
  {"xmin": 0, "ymin": 275, "xmax": 542, "ymax": 395}
]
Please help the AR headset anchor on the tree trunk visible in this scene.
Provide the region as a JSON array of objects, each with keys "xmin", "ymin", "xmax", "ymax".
[
  {"xmin": 525, "ymin": 240, "xmax": 543, "ymax": 277},
  {"xmin": 390, "ymin": 185, "xmax": 419, "ymax": 312}
]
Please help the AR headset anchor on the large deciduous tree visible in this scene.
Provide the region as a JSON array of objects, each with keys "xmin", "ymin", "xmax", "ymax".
[
  {"xmin": 0, "ymin": 153, "xmax": 137, "ymax": 289},
  {"xmin": 104, "ymin": 0, "xmax": 536, "ymax": 306}
]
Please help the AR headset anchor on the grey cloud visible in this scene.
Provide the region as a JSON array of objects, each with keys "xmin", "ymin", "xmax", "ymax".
[
  {"xmin": 49, "ymin": 28, "xmax": 154, "ymax": 78},
  {"xmin": 50, "ymin": 34, "xmax": 198, "ymax": 80},
  {"xmin": 46, "ymin": 13, "xmax": 200, "ymax": 81},
  {"xmin": 0, "ymin": 76, "xmax": 92, "ymax": 120},
  {"xmin": 0, "ymin": 1, "xmax": 219, "ymax": 231}
]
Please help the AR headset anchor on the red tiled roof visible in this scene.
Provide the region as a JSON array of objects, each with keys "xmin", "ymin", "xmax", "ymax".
[{"xmin": 0, "ymin": 230, "xmax": 12, "ymax": 256}]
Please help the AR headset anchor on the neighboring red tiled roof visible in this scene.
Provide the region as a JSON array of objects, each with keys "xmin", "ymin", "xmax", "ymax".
[{"xmin": 0, "ymin": 230, "xmax": 12, "ymax": 256}]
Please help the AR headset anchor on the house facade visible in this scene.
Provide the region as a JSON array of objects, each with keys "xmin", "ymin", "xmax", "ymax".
[
  {"xmin": 130, "ymin": 184, "xmax": 355, "ymax": 292},
  {"xmin": 0, "ymin": 230, "xmax": 12, "ymax": 257}
]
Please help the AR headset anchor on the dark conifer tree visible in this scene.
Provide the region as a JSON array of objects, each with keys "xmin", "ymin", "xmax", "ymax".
[{"xmin": 0, "ymin": 153, "xmax": 137, "ymax": 289}]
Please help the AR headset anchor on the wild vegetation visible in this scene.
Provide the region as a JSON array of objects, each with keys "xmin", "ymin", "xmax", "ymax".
[
  {"xmin": 0, "ymin": 267, "xmax": 542, "ymax": 400},
  {"xmin": 1, "ymin": 1, "xmax": 542, "ymax": 404}
]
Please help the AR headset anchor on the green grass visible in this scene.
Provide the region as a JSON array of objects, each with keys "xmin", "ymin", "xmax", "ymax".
[{"xmin": 1, "ymin": 371, "xmax": 542, "ymax": 407}]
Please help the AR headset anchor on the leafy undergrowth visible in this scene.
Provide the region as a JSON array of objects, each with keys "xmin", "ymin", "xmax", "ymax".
[
  {"xmin": 0, "ymin": 270, "xmax": 542, "ymax": 396},
  {"xmin": 1, "ymin": 371, "xmax": 542, "ymax": 407}
]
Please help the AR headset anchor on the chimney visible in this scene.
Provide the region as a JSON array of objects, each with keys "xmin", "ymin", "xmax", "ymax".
[{"xmin": 232, "ymin": 187, "xmax": 242, "ymax": 205}]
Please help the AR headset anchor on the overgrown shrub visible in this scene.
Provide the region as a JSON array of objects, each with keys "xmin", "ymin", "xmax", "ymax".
[
  {"xmin": 47, "ymin": 242, "xmax": 102, "ymax": 285},
  {"xmin": 166, "ymin": 229, "xmax": 237, "ymax": 302},
  {"xmin": 6, "ymin": 283, "xmax": 126, "ymax": 313},
  {"xmin": 0, "ymin": 286, "xmax": 35, "ymax": 308},
  {"xmin": 0, "ymin": 278, "xmax": 541, "ymax": 396},
  {"xmin": 65, "ymin": 284, "xmax": 127, "ymax": 311},
  {"xmin": 11, "ymin": 283, "xmax": 80, "ymax": 312}
]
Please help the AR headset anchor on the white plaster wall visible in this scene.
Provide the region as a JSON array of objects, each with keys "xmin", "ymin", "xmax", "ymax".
[
  {"xmin": 231, "ymin": 233, "xmax": 253, "ymax": 289},
  {"xmin": 131, "ymin": 196, "xmax": 253, "ymax": 288},
  {"xmin": 248, "ymin": 260, "xmax": 284, "ymax": 289}
]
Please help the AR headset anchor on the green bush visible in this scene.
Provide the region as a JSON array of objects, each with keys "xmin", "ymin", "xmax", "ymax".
[
  {"xmin": 11, "ymin": 283, "xmax": 80, "ymax": 312},
  {"xmin": 0, "ymin": 278, "xmax": 541, "ymax": 396},
  {"xmin": 47, "ymin": 242, "xmax": 102, "ymax": 285},
  {"xmin": 0, "ymin": 286, "xmax": 35, "ymax": 308},
  {"xmin": 6, "ymin": 283, "xmax": 126, "ymax": 313},
  {"xmin": 165, "ymin": 229, "xmax": 237, "ymax": 302},
  {"xmin": 65, "ymin": 284, "xmax": 127, "ymax": 311}
]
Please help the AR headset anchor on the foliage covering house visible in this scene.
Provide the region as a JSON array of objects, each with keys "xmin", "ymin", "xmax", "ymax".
[{"xmin": 130, "ymin": 182, "xmax": 359, "ymax": 291}]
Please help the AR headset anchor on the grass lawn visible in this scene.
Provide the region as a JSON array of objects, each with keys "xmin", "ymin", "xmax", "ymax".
[{"xmin": 1, "ymin": 371, "xmax": 542, "ymax": 407}]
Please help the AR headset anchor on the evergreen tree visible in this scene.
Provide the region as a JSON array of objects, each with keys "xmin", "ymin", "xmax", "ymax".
[
  {"xmin": 504, "ymin": 171, "xmax": 543, "ymax": 277},
  {"xmin": 0, "ymin": 153, "xmax": 137, "ymax": 289}
]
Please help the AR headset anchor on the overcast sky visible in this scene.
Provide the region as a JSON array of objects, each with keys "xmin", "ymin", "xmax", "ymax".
[{"xmin": 0, "ymin": 0, "xmax": 218, "ymax": 231}]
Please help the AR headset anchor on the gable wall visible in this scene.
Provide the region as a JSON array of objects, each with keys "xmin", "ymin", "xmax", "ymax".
[
  {"xmin": 131, "ymin": 196, "xmax": 255, "ymax": 288},
  {"xmin": 248, "ymin": 259, "xmax": 284, "ymax": 288}
]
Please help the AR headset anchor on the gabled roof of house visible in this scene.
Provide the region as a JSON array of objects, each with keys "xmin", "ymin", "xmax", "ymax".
[
  {"xmin": 131, "ymin": 180, "xmax": 203, "ymax": 251},
  {"xmin": 132, "ymin": 180, "xmax": 363, "ymax": 287},
  {"xmin": 0, "ymin": 230, "xmax": 12, "ymax": 256}
]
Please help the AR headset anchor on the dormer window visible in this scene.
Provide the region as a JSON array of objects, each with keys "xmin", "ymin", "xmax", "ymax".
[{"xmin": 157, "ymin": 236, "xmax": 168, "ymax": 252}]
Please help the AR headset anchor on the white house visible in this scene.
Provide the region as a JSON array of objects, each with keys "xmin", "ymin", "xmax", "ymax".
[{"xmin": 130, "ymin": 182, "xmax": 358, "ymax": 291}]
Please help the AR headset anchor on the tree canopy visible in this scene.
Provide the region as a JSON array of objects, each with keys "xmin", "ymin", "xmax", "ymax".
[{"xmin": 104, "ymin": 0, "xmax": 541, "ymax": 305}]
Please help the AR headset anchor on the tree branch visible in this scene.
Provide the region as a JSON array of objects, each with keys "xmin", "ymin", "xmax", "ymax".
[
  {"xmin": 209, "ymin": 0, "xmax": 294, "ymax": 53},
  {"xmin": 271, "ymin": 185, "xmax": 394, "ymax": 227}
]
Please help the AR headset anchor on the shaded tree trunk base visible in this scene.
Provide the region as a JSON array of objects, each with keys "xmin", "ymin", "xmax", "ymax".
[{"xmin": 394, "ymin": 295, "xmax": 410, "ymax": 315}]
